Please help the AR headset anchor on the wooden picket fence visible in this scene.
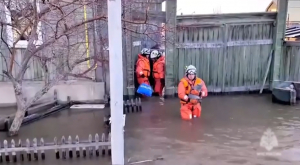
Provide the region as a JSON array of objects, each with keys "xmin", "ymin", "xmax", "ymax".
[{"xmin": 0, "ymin": 133, "xmax": 111, "ymax": 163}]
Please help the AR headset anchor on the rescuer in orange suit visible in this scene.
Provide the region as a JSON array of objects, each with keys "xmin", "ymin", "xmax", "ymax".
[
  {"xmin": 136, "ymin": 48, "xmax": 151, "ymax": 85},
  {"xmin": 150, "ymin": 50, "xmax": 165, "ymax": 96},
  {"xmin": 177, "ymin": 65, "xmax": 208, "ymax": 120}
]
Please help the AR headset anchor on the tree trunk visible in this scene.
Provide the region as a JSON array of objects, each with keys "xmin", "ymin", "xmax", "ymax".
[
  {"xmin": 8, "ymin": 77, "xmax": 62, "ymax": 136},
  {"xmin": 8, "ymin": 84, "xmax": 26, "ymax": 136}
]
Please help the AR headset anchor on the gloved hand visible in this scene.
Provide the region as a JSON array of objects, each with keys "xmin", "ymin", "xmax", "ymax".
[
  {"xmin": 139, "ymin": 71, "xmax": 145, "ymax": 78},
  {"xmin": 199, "ymin": 91, "xmax": 205, "ymax": 97},
  {"xmin": 183, "ymin": 95, "xmax": 190, "ymax": 102},
  {"xmin": 190, "ymin": 89, "xmax": 200, "ymax": 96},
  {"xmin": 183, "ymin": 95, "xmax": 189, "ymax": 101}
]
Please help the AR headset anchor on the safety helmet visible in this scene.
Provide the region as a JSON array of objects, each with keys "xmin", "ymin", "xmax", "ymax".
[
  {"xmin": 150, "ymin": 50, "xmax": 160, "ymax": 59},
  {"xmin": 141, "ymin": 48, "xmax": 151, "ymax": 55},
  {"xmin": 185, "ymin": 65, "xmax": 197, "ymax": 75}
]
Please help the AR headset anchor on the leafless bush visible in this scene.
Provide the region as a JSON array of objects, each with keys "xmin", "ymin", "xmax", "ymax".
[{"xmin": 0, "ymin": 0, "xmax": 173, "ymax": 136}]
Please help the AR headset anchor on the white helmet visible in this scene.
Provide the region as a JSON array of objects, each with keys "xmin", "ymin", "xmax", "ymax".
[
  {"xmin": 185, "ymin": 65, "xmax": 196, "ymax": 75},
  {"xmin": 150, "ymin": 50, "xmax": 159, "ymax": 59},
  {"xmin": 141, "ymin": 48, "xmax": 151, "ymax": 55}
]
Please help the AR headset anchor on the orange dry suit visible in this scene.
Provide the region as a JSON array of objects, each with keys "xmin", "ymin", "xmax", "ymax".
[
  {"xmin": 177, "ymin": 77, "xmax": 208, "ymax": 120},
  {"xmin": 136, "ymin": 54, "xmax": 150, "ymax": 85},
  {"xmin": 152, "ymin": 56, "xmax": 165, "ymax": 96}
]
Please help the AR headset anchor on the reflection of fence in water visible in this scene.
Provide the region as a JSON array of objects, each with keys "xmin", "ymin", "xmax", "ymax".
[{"xmin": 0, "ymin": 133, "xmax": 111, "ymax": 163}]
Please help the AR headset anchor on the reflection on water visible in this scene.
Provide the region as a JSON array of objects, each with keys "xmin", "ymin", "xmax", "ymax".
[
  {"xmin": 126, "ymin": 95, "xmax": 300, "ymax": 165},
  {"xmin": 0, "ymin": 94, "xmax": 300, "ymax": 165},
  {"xmin": 0, "ymin": 109, "xmax": 112, "ymax": 165}
]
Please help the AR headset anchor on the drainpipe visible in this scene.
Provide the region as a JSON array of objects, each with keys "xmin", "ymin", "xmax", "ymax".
[{"xmin": 83, "ymin": 1, "xmax": 97, "ymax": 72}]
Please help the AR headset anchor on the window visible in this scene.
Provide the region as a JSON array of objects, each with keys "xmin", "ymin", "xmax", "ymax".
[{"xmin": 4, "ymin": 0, "xmax": 43, "ymax": 48}]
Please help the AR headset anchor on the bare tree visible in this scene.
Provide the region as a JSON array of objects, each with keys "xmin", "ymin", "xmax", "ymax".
[{"xmin": 0, "ymin": 0, "xmax": 169, "ymax": 136}]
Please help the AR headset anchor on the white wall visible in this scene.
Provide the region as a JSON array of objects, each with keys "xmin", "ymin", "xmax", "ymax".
[{"xmin": 288, "ymin": 1, "xmax": 300, "ymax": 22}]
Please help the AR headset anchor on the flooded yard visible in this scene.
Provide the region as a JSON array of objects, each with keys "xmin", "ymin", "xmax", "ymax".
[{"xmin": 0, "ymin": 94, "xmax": 300, "ymax": 165}]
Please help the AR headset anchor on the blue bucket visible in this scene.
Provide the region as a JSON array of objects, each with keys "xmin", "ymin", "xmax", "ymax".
[{"xmin": 137, "ymin": 83, "xmax": 153, "ymax": 97}]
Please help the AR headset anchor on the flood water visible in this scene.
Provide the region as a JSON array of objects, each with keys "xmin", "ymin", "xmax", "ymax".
[{"xmin": 1, "ymin": 94, "xmax": 300, "ymax": 165}]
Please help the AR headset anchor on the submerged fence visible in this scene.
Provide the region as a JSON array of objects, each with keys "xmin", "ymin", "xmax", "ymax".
[{"xmin": 0, "ymin": 133, "xmax": 111, "ymax": 163}]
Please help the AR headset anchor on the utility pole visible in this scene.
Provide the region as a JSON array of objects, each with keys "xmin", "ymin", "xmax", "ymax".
[{"xmin": 107, "ymin": 0, "xmax": 124, "ymax": 164}]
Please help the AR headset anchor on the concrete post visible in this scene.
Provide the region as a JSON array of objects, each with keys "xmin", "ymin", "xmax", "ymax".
[
  {"xmin": 165, "ymin": 0, "xmax": 177, "ymax": 97},
  {"xmin": 271, "ymin": 0, "xmax": 288, "ymax": 88},
  {"xmin": 107, "ymin": 0, "xmax": 124, "ymax": 164}
]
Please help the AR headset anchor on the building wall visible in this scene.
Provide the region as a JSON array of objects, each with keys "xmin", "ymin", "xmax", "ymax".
[
  {"xmin": 40, "ymin": 2, "xmax": 97, "ymax": 81},
  {"xmin": 267, "ymin": 0, "xmax": 300, "ymax": 22},
  {"xmin": 0, "ymin": 1, "xmax": 99, "ymax": 82},
  {"xmin": 267, "ymin": 3, "xmax": 277, "ymax": 12},
  {"xmin": 0, "ymin": 5, "xmax": 13, "ymax": 81},
  {"xmin": 287, "ymin": 1, "xmax": 300, "ymax": 22}
]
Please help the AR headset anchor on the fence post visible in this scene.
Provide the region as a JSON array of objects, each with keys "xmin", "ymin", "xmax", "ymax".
[
  {"xmin": 19, "ymin": 139, "xmax": 24, "ymax": 161},
  {"xmin": 61, "ymin": 136, "xmax": 66, "ymax": 159},
  {"xmin": 0, "ymin": 140, "xmax": 2, "ymax": 163},
  {"xmin": 40, "ymin": 138, "xmax": 45, "ymax": 160},
  {"xmin": 26, "ymin": 139, "xmax": 31, "ymax": 161},
  {"xmin": 68, "ymin": 136, "xmax": 73, "ymax": 158},
  {"xmin": 165, "ymin": 0, "xmax": 177, "ymax": 97},
  {"xmin": 271, "ymin": 0, "xmax": 288, "ymax": 88},
  {"xmin": 54, "ymin": 137, "xmax": 59, "ymax": 159},
  {"xmin": 11, "ymin": 139, "xmax": 16, "ymax": 162},
  {"xmin": 107, "ymin": 0, "xmax": 125, "ymax": 164},
  {"xmin": 33, "ymin": 138, "xmax": 38, "ymax": 160},
  {"xmin": 4, "ymin": 140, "xmax": 8, "ymax": 162},
  {"xmin": 101, "ymin": 133, "xmax": 106, "ymax": 156},
  {"xmin": 222, "ymin": 24, "xmax": 228, "ymax": 92},
  {"xmin": 88, "ymin": 134, "xmax": 93, "ymax": 156},
  {"xmin": 95, "ymin": 134, "xmax": 100, "ymax": 156},
  {"xmin": 75, "ymin": 135, "xmax": 80, "ymax": 158}
]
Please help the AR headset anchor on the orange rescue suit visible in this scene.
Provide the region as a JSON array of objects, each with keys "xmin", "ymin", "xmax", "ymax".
[
  {"xmin": 136, "ymin": 54, "xmax": 150, "ymax": 85},
  {"xmin": 177, "ymin": 77, "xmax": 208, "ymax": 120},
  {"xmin": 152, "ymin": 56, "xmax": 165, "ymax": 96}
]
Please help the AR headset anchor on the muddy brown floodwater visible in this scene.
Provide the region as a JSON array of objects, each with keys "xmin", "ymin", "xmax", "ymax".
[{"xmin": 1, "ymin": 94, "xmax": 300, "ymax": 165}]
